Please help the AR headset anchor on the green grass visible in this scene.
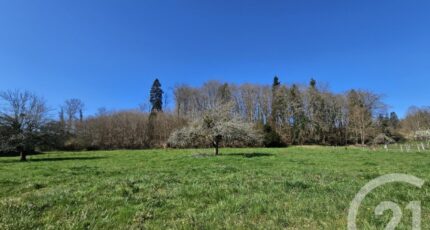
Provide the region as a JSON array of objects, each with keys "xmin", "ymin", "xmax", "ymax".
[{"xmin": 1, "ymin": 147, "xmax": 430, "ymax": 229}]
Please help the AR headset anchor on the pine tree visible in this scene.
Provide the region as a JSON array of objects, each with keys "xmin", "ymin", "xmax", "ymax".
[
  {"xmin": 271, "ymin": 76, "xmax": 282, "ymax": 126},
  {"xmin": 377, "ymin": 114, "xmax": 390, "ymax": 134},
  {"xmin": 389, "ymin": 112, "xmax": 400, "ymax": 129},
  {"xmin": 272, "ymin": 76, "xmax": 280, "ymax": 92},
  {"xmin": 217, "ymin": 83, "xmax": 232, "ymax": 104},
  {"xmin": 150, "ymin": 79, "xmax": 163, "ymax": 112},
  {"xmin": 79, "ymin": 109, "xmax": 83, "ymax": 122},
  {"xmin": 310, "ymin": 78, "xmax": 316, "ymax": 88},
  {"xmin": 148, "ymin": 79, "xmax": 163, "ymax": 146}
]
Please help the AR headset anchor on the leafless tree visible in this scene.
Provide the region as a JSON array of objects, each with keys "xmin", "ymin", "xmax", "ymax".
[
  {"xmin": 0, "ymin": 90, "xmax": 48, "ymax": 161},
  {"xmin": 401, "ymin": 106, "xmax": 430, "ymax": 140},
  {"xmin": 62, "ymin": 98, "xmax": 85, "ymax": 133},
  {"xmin": 347, "ymin": 90, "xmax": 385, "ymax": 145},
  {"xmin": 75, "ymin": 110, "xmax": 186, "ymax": 150}
]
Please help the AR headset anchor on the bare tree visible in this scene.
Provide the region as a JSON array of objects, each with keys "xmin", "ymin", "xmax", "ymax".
[
  {"xmin": 62, "ymin": 98, "xmax": 85, "ymax": 133},
  {"xmin": 401, "ymin": 106, "xmax": 430, "ymax": 140},
  {"xmin": 75, "ymin": 110, "xmax": 186, "ymax": 150},
  {"xmin": 174, "ymin": 85, "xmax": 204, "ymax": 120},
  {"xmin": 347, "ymin": 90, "xmax": 385, "ymax": 145},
  {"xmin": 0, "ymin": 90, "xmax": 48, "ymax": 161}
]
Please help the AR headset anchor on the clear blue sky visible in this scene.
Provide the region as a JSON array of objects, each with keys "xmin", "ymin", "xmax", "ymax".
[{"xmin": 1, "ymin": 0, "xmax": 429, "ymax": 117}]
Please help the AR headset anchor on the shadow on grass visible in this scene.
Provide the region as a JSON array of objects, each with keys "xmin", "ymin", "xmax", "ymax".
[
  {"xmin": 226, "ymin": 153, "xmax": 274, "ymax": 158},
  {"xmin": 0, "ymin": 152, "xmax": 43, "ymax": 157},
  {"xmin": 192, "ymin": 152, "xmax": 273, "ymax": 158},
  {"xmin": 0, "ymin": 156, "xmax": 106, "ymax": 163}
]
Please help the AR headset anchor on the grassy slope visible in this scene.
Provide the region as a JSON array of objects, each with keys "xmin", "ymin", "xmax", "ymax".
[{"xmin": 0, "ymin": 147, "xmax": 429, "ymax": 229}]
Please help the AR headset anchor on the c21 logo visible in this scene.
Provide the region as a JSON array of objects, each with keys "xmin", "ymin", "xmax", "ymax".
[{"xmin": 347, "ymin": 174, "xmax": 424, "ymax": 230}]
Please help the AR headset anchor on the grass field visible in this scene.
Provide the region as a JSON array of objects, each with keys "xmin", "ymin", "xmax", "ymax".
[{"xmin": 1, "ymin": 147, "xmax": 429, "ymax": 229}]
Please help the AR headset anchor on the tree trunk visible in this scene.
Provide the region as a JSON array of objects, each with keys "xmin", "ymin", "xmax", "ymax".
[
  {"xmin": 214, "ymin": 142, "xmax": 219, "ymax": 155},
  {"xmin": 213, "ymin": 135, "xmax": 222, "ymax": 155},
  {"xmin": 20, "ymin": 151, "xmax": 27, "ymax": 161},
  {"xmin": 361, "ymin": 130, "xmax": 365, "ymax": 145}
]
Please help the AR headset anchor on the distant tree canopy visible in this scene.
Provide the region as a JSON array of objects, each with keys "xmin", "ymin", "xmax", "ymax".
[
  {"xmin": 173, "ymin": 79, "xmax": 393, "ymax": 146},
  {"xmin": 1, "ymin": 77, "xmax": 425, "ymax": 158}
]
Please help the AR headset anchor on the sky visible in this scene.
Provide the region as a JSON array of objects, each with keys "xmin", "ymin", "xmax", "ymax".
[{"xmin": 0, "ymin": 0, "xmax": 429, "ymax": 117}]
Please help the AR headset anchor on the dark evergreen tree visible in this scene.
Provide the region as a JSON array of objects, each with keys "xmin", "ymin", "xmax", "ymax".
[
  {"xmin": 148, "ymin": 79, "xmax": 163, "ymax": 146},
  {"xmin": 308, "ymin": 78, "xmax": 321, "ymax": 143},
  {"xmin": 79, "ymin": 109, "xmax": 84, "ymax": 122},
  {"xmin": 271, "ymin": 76, "xmax": 282, "ymax": 126},
  {"xmin": 217, "ymin": 83, "xmax": 232, "ymax": 104},
  {"xmin": 150, "ymin": 79, "xmax": 163, "ymax": 112},
  {"xmin": 262, "ymin": 123, "xmax": 285, "ymax": 147},
  {"xmin": 387, "ymin": 111, "xmax": 404, "ymax": 142},
  {"xmin": 272, "ymin": 76, "xmax": 280, "ymax": 91},
  {"xmin": 310, "ymin": 78, "xmax": 316, "ymax": 88},
  {"xmin": 389, "ymin": 112, "xmax": 400, "ymax": 129},
  {"xmin": 376, "ymin": 114, "xmax": 390, "ymax": 134}
]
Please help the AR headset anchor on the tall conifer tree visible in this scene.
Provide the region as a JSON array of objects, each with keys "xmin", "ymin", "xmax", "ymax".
[
  {"xmin": 271, "ymin": 76, "xmax": 282, "ymax": 126},
  {"xmin": 150, "ymin": 79, "xmax": 164, "ymax": 112}
]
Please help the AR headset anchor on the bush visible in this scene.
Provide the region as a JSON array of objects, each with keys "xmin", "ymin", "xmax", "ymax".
[{"xmin": 262, "ymin": 124, "xmax": 285, "ymax": 147}]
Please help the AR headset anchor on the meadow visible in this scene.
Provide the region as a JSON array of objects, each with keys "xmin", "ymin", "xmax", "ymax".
[{"xmin": 0, "ymin": 147, "xmax": 429, "ymax": 229}]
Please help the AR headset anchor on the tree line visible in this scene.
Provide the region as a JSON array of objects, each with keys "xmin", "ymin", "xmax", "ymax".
[
  {"xmin": 174, "ymin": 78, "xmax": 397, "ymax": 146},
  {"xmin": 1, "ymin": 77, "xmax": 429, "ymax": 160}
]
